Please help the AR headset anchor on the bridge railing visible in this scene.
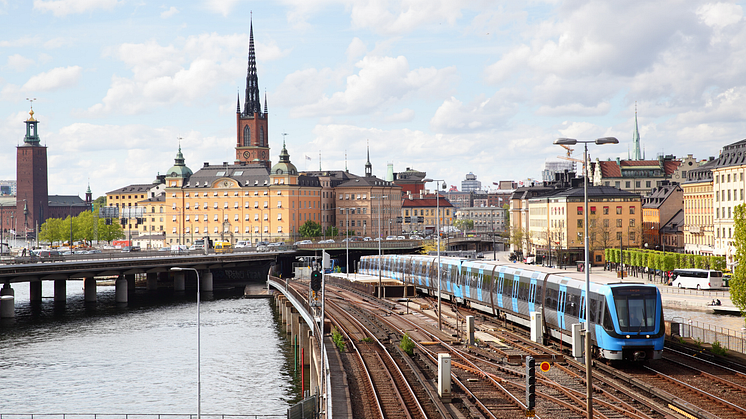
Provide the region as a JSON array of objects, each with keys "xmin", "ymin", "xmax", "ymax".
[
  {"xmin": 672, "ymin": 319, "xmax": 746, "ymax": 355},
  {"xmin": 297, "ymin": 240, "xmax": 421, "ymax": 250}
]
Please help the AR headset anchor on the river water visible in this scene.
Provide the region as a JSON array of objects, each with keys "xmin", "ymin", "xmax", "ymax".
[{"xmin": 0, "ymin": 282, "xmax": 299, "ymax": 415}]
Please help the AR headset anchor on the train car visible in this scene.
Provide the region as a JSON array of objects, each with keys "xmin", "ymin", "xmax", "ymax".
[{"xmin": 359, "ymin": 254, "xmax": 664, "ymax": 361}]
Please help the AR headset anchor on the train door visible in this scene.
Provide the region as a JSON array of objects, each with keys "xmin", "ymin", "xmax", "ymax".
[
  {"xmin": 496, "ymin": 270, "xmax": 505, "ymax": 309},
  {"xmin": 557, "ymin": 284, "xmax": 568, "ymax": 330},
  {"xmin": 463, "ymin": 265, "xmax": 472, "ymax": 298},
  {"xmin": 512, "ymin": 274, "xmax": 520, "ymax": 313},
  {"xmin": 528, "ymin": 272, "xmax": 541, "ymax": 313},
  {"xmin": 476, "ymin": 268, "xmax": 484, "ymax": 301}
]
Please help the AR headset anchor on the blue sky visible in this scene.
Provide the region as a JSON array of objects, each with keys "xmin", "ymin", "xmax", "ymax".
[{"xmin": 2, "ymin": 0, "xmax": 746, "ymax": 198}]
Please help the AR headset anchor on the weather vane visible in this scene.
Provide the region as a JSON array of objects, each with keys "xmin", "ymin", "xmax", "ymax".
[{"xmin": 26, "ymin": 97, "xmax": 36, "ymax": 110}]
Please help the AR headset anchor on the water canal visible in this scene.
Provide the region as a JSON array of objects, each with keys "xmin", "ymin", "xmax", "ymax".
[{"xmin": 0, "ymin": 282, "xmax": 299, "ymax": 415}]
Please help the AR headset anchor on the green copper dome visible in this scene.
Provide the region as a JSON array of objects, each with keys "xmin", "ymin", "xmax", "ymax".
[
  {"xmin": 271, "ymin": 140, "xmax": 297, "ymax": 175},
  {"xmin": 166, "ymin": 145, "xmax": 193, "ymax": 178}
]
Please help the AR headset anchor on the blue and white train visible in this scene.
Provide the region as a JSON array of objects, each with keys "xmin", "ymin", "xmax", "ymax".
[{"xmin": 359, "ymin": 254, "xmax": 664, "ymax": 361}]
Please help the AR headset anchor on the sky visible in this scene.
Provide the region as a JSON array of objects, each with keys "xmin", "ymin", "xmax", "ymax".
[{"xmin": 2, "ymin": 0, "xmax": 746, "ymax": 198}]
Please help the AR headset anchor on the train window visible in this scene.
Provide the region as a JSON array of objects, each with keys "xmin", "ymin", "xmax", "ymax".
[
  {"xmin": 546, "ymin": 288, "xmax": 558, "ymax": 308},
  {"xmin": 590, "ymin": 298, "xmax": 598, "ymax": 323},
  {"xmin": 567, "ymin": 293, "xmax": 579, "ymax": 317},
  {"xmin": 504, "ymin": 277, "xmax": 514, "ymax": 297},
  {"xmin": 602, "ymin": 305, "xmax": 614, "ymax": 331},
  {"xmin": 518, "ymin": 281, "xmax": 529, "ymax": 301},
  {"xmin": 613, "ymin": 287, "xmax": 657, "ymax": 333},
  {"xmin": 536, "ymin": 285, "xmax": 542, "ymax": 305}
]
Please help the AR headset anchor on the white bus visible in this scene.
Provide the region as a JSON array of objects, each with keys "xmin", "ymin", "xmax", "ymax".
[{"xmin": 671, "ymin": 269, "xmax": 724, "ymax": 290}]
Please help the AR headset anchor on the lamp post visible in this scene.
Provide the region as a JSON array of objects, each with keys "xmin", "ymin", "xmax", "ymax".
[
  {"xmin": 423, "ymin": 178, "xmax": 445, "ymax": 330},
  {"xmin": 346, "ymin": 207, "xmax": 350, "ymax": 280},
  {"xmin": 171, "ymin": 266, "xmax": 201, "ymax": 419},
  {"xmin": 554, "ymin": 136, "xmax": 618, "ymax": 419},
  {"xmin": 372, "ymin": 195, "xmax": 388, "ymax": 298}
]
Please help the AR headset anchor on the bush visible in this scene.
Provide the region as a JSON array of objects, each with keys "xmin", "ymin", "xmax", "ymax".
[
  {"xmin": 400, "ymin": 333, "xmax": 415, "ymax": 356},
  {"xmin": 332, "ymin": 327, "xmax": 346, "ymax": 352},
  {"xmin": 711, "ymin": 340, "xmax": 729, "ymax": 356}
]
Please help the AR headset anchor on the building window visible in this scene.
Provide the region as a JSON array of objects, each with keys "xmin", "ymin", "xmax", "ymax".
[
  {"xmin": 629, "ymin": 219, "xmax": 635, "ymax": 227},
  {"xmin": 616, "ymin": 231, "xmax": 622, "ymax": 240},
  {"xmin": 625, "ymin": 181, "xmax": 630, "ymax": 188},
  {"xmin": 629, "ymin": 207, "xmax": 635, "ymax": 215},
  {"xmin": 577, "ymin": 219, "xmax": 583, "ymax": 228},
  {"xmin": 629, "ymin": 232, "xmax": 636, "ymax": 242},
  {"xmin": 616, "ymin": 206, "xmax": 622, "ymax": 215},
  {"xmin": 590, "ymin": 206, "xmax": 596, "ymax": 215},
  {"xmin": 243, "ymin": 126, "xmax": 250, "ymax": 147},
  {"xmin": 577, "ymin": 207, "xmax": 583, "ymax": 215},
  {"xmin": 616, "ymin": 219, "xmax": 622, "ymax": 228},
  {"xmin": 646, "ymin": 181, "xmax": 651, "ymax": 188}
]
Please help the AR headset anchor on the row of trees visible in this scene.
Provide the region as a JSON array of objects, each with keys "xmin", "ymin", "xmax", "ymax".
[
  {"xmin": 298, "ymin": 221, "xmax": 340, "ymax": 238},
  {"xmin": 604, "ymin": 248, "xmax": 726, "ymax": 272},
  {"xmin": 39, "ymin": 210, "xmax": 124, "ymax": 245}
]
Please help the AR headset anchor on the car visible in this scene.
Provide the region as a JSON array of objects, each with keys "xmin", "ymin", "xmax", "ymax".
[
  {"xmin": 256, "ymin": 241, "xmax": 269, "ymax": 247},
  {"xmin": 267, "ymin": 242, "xmax": 283, "ymax": 247},
  {"xmin": 170, "ymin": 244, "xmax": 188, "ymax": 254},
  {"xmin": 409, "ymin": 235, "xmax": 424, "ymax": 240},
  {"xmin": 374, "ymin": 237, "xmax": 383, "ymax": 241},
  {"xmin": 235, "ymin": 241, "xmax": 249, "ymax": 248},
  {"xmin": 318, "ymin": 239, "xmax": 335, "ymax": 244},
  {"xmin": 396, "ymin": 236, "xmax": 405, "ymax": 240},
  {"xmin": 386, "ymin": 236, "xmax": 397, "ymax": 240},
  {"xmin": 293, "ymin": 240, "xmax": 312, "ymax": 245},
  {"xmin": 158, "ymin": 246, "xmax": 171, "ymax": 252},
  {"xmin": 363, "ymin": 237, "xmax": 372, "ymax": 241}
]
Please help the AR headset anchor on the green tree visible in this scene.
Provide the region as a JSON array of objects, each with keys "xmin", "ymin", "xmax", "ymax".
[
  {"xmin": 731, "ymin": 204, "xmax": 746, "ymax": 312},
  {"xmin": 299, "ymin": 220, "xmax": 322, "ymax": 238},
  {"xmin": 39, "ymin": 217, "xmax": 65, "ymax": 244},
  {"xmin": 98, "ymin": 217, "xmax": 124, "ymax": 243},
  {"xmin": 510, "ymin": 226, "xmax": 529, "ymax": 254}
]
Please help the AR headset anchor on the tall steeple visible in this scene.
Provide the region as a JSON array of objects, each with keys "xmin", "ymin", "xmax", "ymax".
[
  {"xmin": 632, "ymin": 102, "xmax": 642, "ymax": 160},
  {"xmin": 234, "ymin": 15, "xmax": 270, "ymax": 168},
  {"xmin": 365, "ymin": 142, "xmax": 372, "ymax": 177},
  {"xmin": 242, "ymin": 17, "xmax": 261, "ymax": 116}
]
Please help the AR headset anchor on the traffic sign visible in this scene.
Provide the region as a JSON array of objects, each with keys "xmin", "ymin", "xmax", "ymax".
[{"xmin": 540, "ymin": 361, "xmax": 551, "ymax": 372}]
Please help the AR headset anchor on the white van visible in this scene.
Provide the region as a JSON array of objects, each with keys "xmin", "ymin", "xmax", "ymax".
[{"xmin": 671, "ymin": 269, "xmax": 724, "ymax": 290}]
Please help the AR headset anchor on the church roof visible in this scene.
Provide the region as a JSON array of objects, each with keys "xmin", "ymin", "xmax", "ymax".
[{"xmin": 48, "ymin": 195, "xmax": 85, "ymax": 206}]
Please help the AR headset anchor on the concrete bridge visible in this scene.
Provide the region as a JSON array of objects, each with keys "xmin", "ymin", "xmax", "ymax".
[
  {"xmin": 0, "ymin": 240, "xmax": 425, "ymax": 318},
  {"xmin": 0, "ymin": 251, "xmax": 279, "ymax": 318}
]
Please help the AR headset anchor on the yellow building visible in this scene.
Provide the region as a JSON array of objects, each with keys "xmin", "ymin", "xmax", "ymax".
[
  {"xmin": 527, "ymin": 185, "xmax": 641, "ymax": 265},
  {"xmin": 401, "ymin": 194, "xmax": 453, "ymax": 235},
  {"xmin": 163, "ymin": 142, "xmax": 321, "ymax": 245},
  {"xmin": 682, "ymin": 159, "xmax": 715, "ymax": 254}
]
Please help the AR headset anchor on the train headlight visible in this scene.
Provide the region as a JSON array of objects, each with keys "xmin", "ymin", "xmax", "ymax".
[
  {"xmin": 646, "ymin": 335, "xmax": 650, "ymax": 339},
  {"xmin": 626, "ymin": 335, "xmax": 630, "ymax": 339}
]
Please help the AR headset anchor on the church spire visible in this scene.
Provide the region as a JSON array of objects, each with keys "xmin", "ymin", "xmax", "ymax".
[
  {"xmin": 632, "ymin": 102, "xmax": 642, "ymax": 160},
  {"xmin": 365, "ymin": 141, "xmax": 372, "ymax": 177},
  {"xmin": 236, "ymin": 91, "xmax": 240, "ymax": 113},
  {"xmin": 264, "ymin": 90, "xmax": 268, "ymax": 115},
  {"xmin": 242, "ymin": 17, "xmax": 261, "ymax": 116}
]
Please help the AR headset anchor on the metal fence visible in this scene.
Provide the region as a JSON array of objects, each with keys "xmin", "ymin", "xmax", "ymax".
[
  {"xmin": 287, "ymin": 395, "xmax": 318, "ymax": 419},
  {"xmin": 672, "ymin": 319, "xmax": 746, "ymax": 354}
]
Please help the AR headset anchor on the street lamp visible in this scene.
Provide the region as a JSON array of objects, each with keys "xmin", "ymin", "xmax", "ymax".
[
  {"xmin": 554, "ymin": 136, "xmax": 618, "ymax": 419},
  {"xmin": 423, "ymin": 178, "xmax": 446, "ymax": 330},
  {"xmin": 372, "ymin": 195, "xmax": 388, "ymax": 298},
  {"xmin": 171, "ymin": 266, "xmax": 201, "ymax": 419}
]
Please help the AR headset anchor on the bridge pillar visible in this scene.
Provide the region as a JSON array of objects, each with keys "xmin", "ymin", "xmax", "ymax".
[
  {"xmin": 284, "ymin": 302, "xmax": 292, "ymax": 332},
  {"xmin": 1, "ymin": 283, "xmax": 14, "ymax": 318},
  {"xmin": 29, "ymin": 280, "xmax": 42, "ymax": 303},
  {"xmin": 54, "ymin": 279, "xmax": 66, "ymax": 303},
  {"xmin": 146, "ymin": 273, "xmax": 158, "ymax": 291},
  {"xmin": 125, "ymin": 274, "xmax": 136, "ymax": 293},
  {"xmin": 174, "ymin": 272, "xmax": 185, "ymax": 292},
  {"xmin": 84, "ymin": 278, "xmax": 97, "ymax": 302},
  {"xmin": 115, "ymin": 275, "xmax": 128, "ymax": 304},
  {"xmin": 308, "ymin": 332, "xmax": 318, "ymax": 394},
  {"xmin": 201, "ymin": 271, "xmax": 214, "ymax": 293}
]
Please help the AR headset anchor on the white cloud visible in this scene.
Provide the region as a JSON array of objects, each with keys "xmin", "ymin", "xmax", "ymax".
[
  {"xmin": 384, "ymin": 108, "xmax": 414, "ymax": 123},
  {"xmin": 346, "ymin": 37, "xmax": 367, "ymax": 61},
  {"xmin": 697, "ymin": 2, "xmax": 742, "ymax": 29},
  {"xmin": 430, "ymin": 91, "xmax": 521, "ymax": 133},
  {"xmin": 44, "ymin": 37, "xmax": 73, "ymax": 48},
  {"xmin": 274, "ymin": 68, "xmax": 337, "ymax": 107},
  {"xmin": 204, "ymin": 0, "xmax": 240, "ymax": 17},
  {"xmin": 33, "ymin": 0, "xmax": 122, "ymax": 17},
  {"xmin": 161, "ymin": 6, "xmax": 179, "ymax": 18},
  {"xmin": 23, "ymin": 66, "xmax": 82, "ymax": 91},
  {"xmin": 284, "ymin": 0, "xmax": 467, "ymax": 35},
  {"xmin": 6, "ymin": 54, "xmax": 34, "ymax": 72},
  {"xmin": 289, "ymin": 55, "xmax": 457, "ymax": 118}
]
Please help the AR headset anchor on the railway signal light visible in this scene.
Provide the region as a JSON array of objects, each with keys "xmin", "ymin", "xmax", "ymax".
[
  {"xmin": 526, "ymin": 356, "xmax": 536, "ymax": 410},
  {"xmin": 311, "ymin": 270, "xmax": 322, "ymax": 291}
]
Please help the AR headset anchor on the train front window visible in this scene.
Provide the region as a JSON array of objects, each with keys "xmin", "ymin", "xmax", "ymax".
[{"xmin": 612, "ymin": 287, "xmax": 657, "ymax": 333}]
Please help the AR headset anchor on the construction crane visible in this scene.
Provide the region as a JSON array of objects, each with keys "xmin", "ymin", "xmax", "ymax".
[{"xmin": 557, "ymin": 144, "xmax": 584, "ymax": 168}]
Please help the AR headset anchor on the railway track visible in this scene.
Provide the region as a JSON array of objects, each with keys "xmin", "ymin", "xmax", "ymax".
[{"xmin": 324, "ymin": 297, "xmax": 429, "ymax": 419}]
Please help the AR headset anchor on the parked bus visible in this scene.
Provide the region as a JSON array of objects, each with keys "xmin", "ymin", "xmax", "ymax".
[{"xmin": 671, "ymin": 269, "xmax": 724, "ymax": 290}]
